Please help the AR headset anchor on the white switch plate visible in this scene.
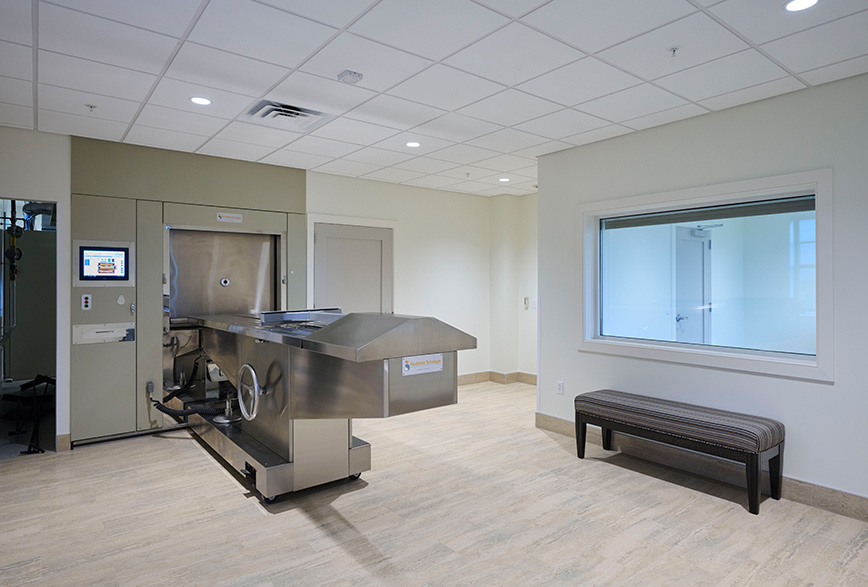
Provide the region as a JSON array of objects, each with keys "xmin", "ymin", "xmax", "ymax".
[{"xmin": 557, "ymin": 381, "xmax": 564, "ymax": 395}]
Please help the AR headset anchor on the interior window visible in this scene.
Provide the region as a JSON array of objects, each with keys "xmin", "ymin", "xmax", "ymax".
[{"xmin": 599, "ymin": 195, "xmax": 816, "ymax": 356}]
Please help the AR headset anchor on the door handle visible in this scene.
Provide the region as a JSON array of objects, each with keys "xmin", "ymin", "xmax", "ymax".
[{"xmin": 675, "ymin": 314, "xmax": 688, "ymax": 322}]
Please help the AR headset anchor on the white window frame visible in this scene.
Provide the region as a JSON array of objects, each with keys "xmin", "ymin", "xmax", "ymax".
[{"xmin": 578, "ymin": 169, "xmax": 834, "ymax": 382}]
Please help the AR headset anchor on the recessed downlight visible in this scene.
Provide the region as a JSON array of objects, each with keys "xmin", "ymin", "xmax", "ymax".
[
  {"xmin": 499, "ymin": 178, "xmax": 510, "ymax": 182},
  {"xmin": 406, "ymin": 141, "xmax": 421, "ymax": 148},
  {"xmin": 190, "ymin": 96, "xmax": 211, "ymax": 105},
  {"xmin": 784, "ymin": 0, "xmax": 818, "ymax": 11}
]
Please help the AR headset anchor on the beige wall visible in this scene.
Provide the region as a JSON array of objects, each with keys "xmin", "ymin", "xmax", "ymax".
[
  {"xmin": 306, "ymin": 171, "xmax": 494, "ymax": 376},
  {"xmin": 538, "ymin": 73, "xmax": 868, "ymax": 497},
  {"xmin": 0, "ymin": 127, "xmax": 71, "ymax": 436}
]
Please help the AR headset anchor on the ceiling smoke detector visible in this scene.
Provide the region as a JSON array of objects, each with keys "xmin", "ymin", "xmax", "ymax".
[
  {"xmin": 246, "ymin": 100, "xmax": 335, "ymax": 132},
  {"xmin": 337, "ymin": 70, "xmax": 363, "ymax": 84}
]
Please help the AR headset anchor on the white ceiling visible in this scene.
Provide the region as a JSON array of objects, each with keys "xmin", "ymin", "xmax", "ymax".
[{"xmin": 2, "ymin": 0, "xmax": 867, "ymax": 197}]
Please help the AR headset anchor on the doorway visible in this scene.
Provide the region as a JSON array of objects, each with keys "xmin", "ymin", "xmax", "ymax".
[
  {"xmin": 313, "ymin": 223, "xmax": 393, "ymax": 314},
  {"xmin": 674, "ymin": 226, "xmax": 711, "ymax": 344},
  {"xmin": 0, "ymin": 199, "xmax": 57, "ymax": 457}
]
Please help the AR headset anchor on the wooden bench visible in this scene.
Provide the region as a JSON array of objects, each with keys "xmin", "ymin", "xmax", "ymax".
[{"xmin": 574, "ymin": 390, "xmax": 785, "ymax": 514}]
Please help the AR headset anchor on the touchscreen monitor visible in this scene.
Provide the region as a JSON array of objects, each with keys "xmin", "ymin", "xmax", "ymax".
[{"xmin": 79, "ymin": 246, "xmax": 129, "ymax": 281}]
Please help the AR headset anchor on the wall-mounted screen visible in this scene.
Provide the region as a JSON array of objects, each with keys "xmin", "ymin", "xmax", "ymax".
[{"xmin": 79, "ymin": 246, "xmax": 129, "ymax": 281}]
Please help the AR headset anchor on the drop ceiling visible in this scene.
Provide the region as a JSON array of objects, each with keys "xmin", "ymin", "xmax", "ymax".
[{"xmin": 2, "ymin": 0, "xmax": 867, "ymax": 197}]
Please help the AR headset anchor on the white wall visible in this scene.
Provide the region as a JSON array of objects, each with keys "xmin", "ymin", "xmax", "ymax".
[
  {"xmin": 538, "ymin": 73, "xmax": 868, "ymax": 497},
  {"xmin": 517, "ymin": 194, "xmax": 538, "ymax": 376},
  {"xmin": 0, "ymin": 128, "xmax": 71, "ymax": 436},
  {"xmin": 305, "ymin": 172, "xmax": 492, "ymax": 376}
]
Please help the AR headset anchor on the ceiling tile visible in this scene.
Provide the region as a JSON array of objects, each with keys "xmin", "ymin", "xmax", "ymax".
[
  {"xmin": 510, "ymin": 140, "xmax": 573, "ymax": 158},
  {"xmin": 457, "ymin": 90, "xmax": 561, "ymax": 126},
  {"xmin": 474, "ymin": 0, "xmax": 551, "ymax": 17},
  {"xmin": 466, "ymin": 127, "xmax": 548, "ymax": 152},
  {"xmin": 197, "ymin": 138, "xmax": 275, "ymax": 162},
  {"xmin": 283, "ymin": 135, "xmax": 361, "ymax": 158},
  {"xmin": 148, "ymin": 78, "xmax": 256, "ymax": 119},
  {"xmin": 387, "ymin": 65, "xmax": 505, "ymax": 111},
  {"xmin": 344, "ymin": 147, "xmax": 415, "ymax": 166},
  {"xmin": 599, "ymin": 12, "xmax": 748, "ymax": 80},
  {"xmin": 345, "ymin": 95, "xmax": 445, "ymax": 130},
  {"xmin": 800, "ymin": 54, "xmax": 868, "ymax": 87},
  {"xmin": 575, "ymin": 84, "xmax": 687, "ymax": 121},
  {"xmin": 312, "ymin": 117, "xmax": 398, "ymax": 145},
  {"xmin": 394, "ymin": 157, "xmax": 459, "ymax": 174},
  {"xmin": 47, "ymin": 0, "xmax": 203, "ymax": 37},
  {"xmin": 39, "ymin": 3, "xmax": 177, "ymax": 74},
  {"xmin": 522, "ymin": 0, "xmax": 696, "ymax": 53},
  {"xmin": 444, "ymin": 22, "xmax": 583, "ymax": 86},
  {"xmin": 38, "ymin": 51, "xmax": 155, "ymax": 101},
  {"xmin": 1, "ymin": 76, "xmax": 31, "ymax": 106},
  {"xmin": 374, "ymin": 132, "xmax": 454, "ymax": 155},
  {"xmin": 700, "ymin": 76, "xmax": 806, "ymax": 111},
  {"xmin": 561, "ymin": 124, "xmax": 633, "ymax": 147},
  {"xmin": 444, "ymin": 180, "xmax": 494, "ymax": 194},
  {"xmin": 167, "ymin": 43, "xmax": 290, "ymax": 97},
  {"xmin": 214, "ymin": 121, "xmax": 301, "ymax": 148},
  {"xmin": 0, "ymin": 102, "xmax": 32, "ymax": 129},
  {"xmin": 428, "ymin": 143, "xmax": 501, "ymax": 164},
  {"xmin": 0, "ymin": 0, "xmax": 31, "ymax": 45},
  {"xmin": 404, "ymin": 175, "xmax": 463, "ymax": 188},
  {"xmin": 39, "ymin": 109, "xmax": 127, "ymax": 140},
  {"xmin": 125, "ymin": 124, "xmax": 207, "ymax": 152},
  {"xmin": 300, "ymin": 33, "xmax": 431, "ymax": 92},
  {"xmin": 514, "ymin": 109, "xmax": 608, "ymax": 139},
  {"xmin": 349, "ymin": 0, "xmax": 509, "ymax": 61},
  {"xmin": 656, "ymin": 50, "xmax": 789, "ymax": 102},
  {"xmin": 513, "ymin": 165, "xmax": 538, "ymax": 179},
  {"xmin": 362, "ymin": 167, "xmax": 426, "ymax": 183},
  {"xmin": 260, "ymin": 148, "xmax": 334, "ymax": 169},
  {"xmin": 1, "ymin": 40, "xmax": 33, "ymax": 81},
  {"xmin": 761, "ymin": 10, "xmax": 868, "ymax": 74},
  {"xmin": 266, "ymin": 71, "xmax": 377, "ymax": 116},
  {"xmin": 411, "ymin": 112, "xmax": 502, "ymax": 142},
  {"xmin": 473, "ymin": 153, "xmax": 536, "ymax": 172},
  {"xmin": 38, "ymin": 84, "xmax": 139, "ymax": 122},
  {"xmin": 314, "ymin": 159, "xmax": 381, "ymax": 177},
  {"xmin": 189, "ymin": 0, "xmax": 336, "ymax": 68},
  {"xmin": 710, "ymin": 0, "xmax": 868, "ymax": 45},
  {"xmin": 621, "ymin": 103, "xmax": 708, "ymax": 130},
  {"xmin": 517, "ymin": 57, "xmax": 642, "ymax": 107},
  {"xmin": 259, "ymin": 0, "xmax": 377, "ymax": 28},
  {"xmin": 477, "ymin": 186, "xmax": 527, "ymax": 196},
  {"xmin": 438, "ymin": 165, "xmax": 498, "ymax": 181},
  {"xmin": 136, "ymin": 104, "xmax": 228, "ymax": 135},
  {"xmin": 477, "ymin": 172, "xmax": 527, "ymax": 186}
]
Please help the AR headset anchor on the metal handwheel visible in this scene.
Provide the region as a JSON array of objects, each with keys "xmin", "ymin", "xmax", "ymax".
[{"xmin": 237, "ymin": 363, "xmax": 265, "ymax": 421}]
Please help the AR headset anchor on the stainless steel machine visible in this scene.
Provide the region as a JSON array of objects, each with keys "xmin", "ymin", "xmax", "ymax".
[{"xmin": 162, "ymin": 220, "xmax": 476, "ymax": 501}]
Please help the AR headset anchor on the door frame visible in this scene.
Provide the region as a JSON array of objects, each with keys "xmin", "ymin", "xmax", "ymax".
[{"xmin": 306, "ymin": 214, "xmax": 397, "ymax": 310}]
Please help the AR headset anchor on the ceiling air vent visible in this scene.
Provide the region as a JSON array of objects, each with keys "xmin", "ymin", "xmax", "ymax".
[{"xmin": 246, "ymin": 100, "xmax": 334, "ymax": 133}]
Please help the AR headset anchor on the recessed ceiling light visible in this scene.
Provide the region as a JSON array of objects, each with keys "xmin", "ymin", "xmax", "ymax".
[
  {"xmin": 405, "ymin": 141, "xmax": 421, "ymax": 148},
  {"xmin": 784, "ymin": 0, "xmax": 818, "ymax": 11},
  {"xmin": 499, "ymin": 178, "xmax": 510, "ymax": 182},
  {"xmin": 190, "ymin": 96, "xmax": 211, "ymax": 105}
]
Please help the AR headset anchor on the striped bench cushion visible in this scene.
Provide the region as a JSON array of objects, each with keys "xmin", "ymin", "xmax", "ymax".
[{"xmin": 574, "ymin": 389, "xmax": 785, "ymax": 453}]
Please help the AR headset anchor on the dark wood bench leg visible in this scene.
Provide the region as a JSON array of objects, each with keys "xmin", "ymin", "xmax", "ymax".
[
  {"xmin": 769, "ymin": 442, "xmax": 784, "ymax": 500},
  {"xmin": 601, "ymin": 427, "xmax": 613, "ymax": 451},
  {"xmin": 575, "ymin": 414, "xmax": 586, "ymax": 459},
  {"xmin": 746, "ymin": 452, "xmax": 761, "ymax": 515}
]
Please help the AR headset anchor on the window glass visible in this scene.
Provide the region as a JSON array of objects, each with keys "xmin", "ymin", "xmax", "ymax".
[{"xmin": 599, "ymin": 195, "xmax": 816, "ymax": 355}]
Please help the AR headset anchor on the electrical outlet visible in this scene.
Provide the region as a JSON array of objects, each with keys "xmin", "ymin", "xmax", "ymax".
[{"xmin": 557, "ymin": 381, "xmax": 564, "ymax": 395}]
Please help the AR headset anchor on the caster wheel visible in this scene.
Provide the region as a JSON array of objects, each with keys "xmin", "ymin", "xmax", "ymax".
[
  {"xmin": 348, "ymin": 472, "xmax": 362, "ymax": 480},
  {"xmin": 261, "ymin": 495, "xmax": 276, "ymax": 503}
]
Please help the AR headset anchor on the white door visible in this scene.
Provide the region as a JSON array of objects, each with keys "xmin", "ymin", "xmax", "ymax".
[
  {"xmin": 675, "ymin": 226, "xmax": 711, "ymax": 344},
  {"xmin": 313, "ymin": 223, "xmax": 393, "ymax": 313}
]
